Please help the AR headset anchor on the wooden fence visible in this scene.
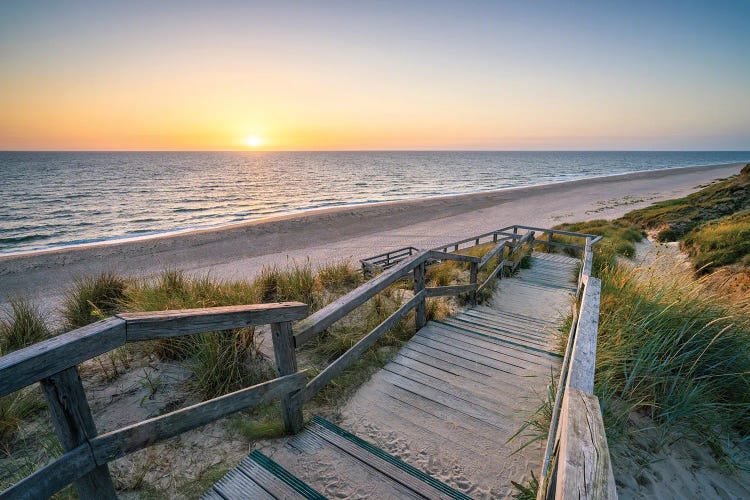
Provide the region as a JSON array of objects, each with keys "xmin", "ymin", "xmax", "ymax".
[
  {"xmin": 0, "ymin": 224, "xmax": 607, "ymax": 499},
  {"xmin": 0, "ymin": 303, "xmax": 308, "ymax": 500},
  {"xmin": 536, "ymin": 239, "xmax": 618, "ymax": 499}
]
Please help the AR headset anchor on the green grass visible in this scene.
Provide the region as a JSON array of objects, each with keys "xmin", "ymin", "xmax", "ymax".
[
  {"xmin": 553, "ymin": 219, "xmax": 644, "ymax": 273},
  {"xmin": 62, "ymin": 271, "xmax": 127, "ymax": 329},
  {"xmin": 682, "ymin": 210, "xmax": 750, "ymax": 272},
  {"xmin": 0, "ymin": 389, "xmax": 46, "ymax": 454},
  {"xmin": 596, "ymin": 264, "xmax": 750, "ymax": 445},
  {"xmin": 622, "ymin": 163, "xmax": 750, "ymax": 242},
  {"xmin": 0, "ymin": 297, "xmax": 51, "ymax": 354},
  {"xmin": 552, "ymin": 217, "xmax": 750, "ymax": 454}
]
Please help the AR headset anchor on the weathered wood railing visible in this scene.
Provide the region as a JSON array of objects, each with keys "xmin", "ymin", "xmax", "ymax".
[
  {"xmin": 0, "ymin": 303, "xmax": 308, "ymax": 500},
  {"xmin": 360, "ymin": 246, "xmax": 420, "ymax": 276},
  {"xmin": 298, "ymin": 229, "xmax": 538, "ymax": 406},
  {"xmin": 537, "ymin": 239, "xmax": 618, "ymax": 499}
]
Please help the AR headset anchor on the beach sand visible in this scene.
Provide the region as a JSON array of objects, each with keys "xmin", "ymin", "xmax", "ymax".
[{"xmin": 0, "ymin": 162, "xmax": 743, "ymax": 323}]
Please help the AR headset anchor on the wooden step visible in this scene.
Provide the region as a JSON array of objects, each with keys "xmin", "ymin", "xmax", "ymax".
[
  {"xmin": 308, "ymin": 416, "xmax": 471, "ymax": 500},
  {"xmin": 203, "ymin": 450, "xmax": 325, "ymax": 499}
]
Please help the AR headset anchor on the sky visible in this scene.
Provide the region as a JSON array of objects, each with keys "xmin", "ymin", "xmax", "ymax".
[{"xmin": 1, "ymin": 1, "xmax": 749, "ymax": 151}]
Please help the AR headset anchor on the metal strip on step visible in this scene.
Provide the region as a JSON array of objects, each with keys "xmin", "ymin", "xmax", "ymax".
[{"xmin": 310, "ymin": 416, "xmax": 472, "ymax": 500}]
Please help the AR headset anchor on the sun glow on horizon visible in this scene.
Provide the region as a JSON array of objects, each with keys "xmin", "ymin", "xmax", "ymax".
[{"xmin": 244, "ymin": 136, "xmax": 263, "ymax": 148}]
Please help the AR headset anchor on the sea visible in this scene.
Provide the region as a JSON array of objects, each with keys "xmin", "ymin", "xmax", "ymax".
[{"xmin": 1, "ymin": 151, "xmax": 748, "ymax": 255}]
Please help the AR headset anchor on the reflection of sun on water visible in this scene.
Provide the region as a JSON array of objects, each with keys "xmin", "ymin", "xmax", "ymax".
[{"xmin": 245, "ymin": 136, "xmax": 263, "ymax": 148}]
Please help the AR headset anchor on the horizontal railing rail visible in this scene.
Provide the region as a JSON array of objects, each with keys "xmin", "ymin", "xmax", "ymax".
[{"xmin": 536, "ymin": 238, "xmax": 617, "ymax": 499}]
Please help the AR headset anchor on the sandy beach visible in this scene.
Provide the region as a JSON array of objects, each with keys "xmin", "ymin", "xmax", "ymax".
[{"xmin": 0, "ymin": 162, "xmax": 743, "ymax": 323}]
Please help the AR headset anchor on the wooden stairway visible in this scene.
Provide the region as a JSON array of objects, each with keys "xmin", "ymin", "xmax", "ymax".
[{"xmin": 205, "ymin": 252, "xmax": 579, "ymax": 499}]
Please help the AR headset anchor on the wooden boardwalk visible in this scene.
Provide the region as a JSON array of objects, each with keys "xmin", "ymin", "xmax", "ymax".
[{"xmin": 205, "ymin": 252, "xmax": 579, "ymax": 499}]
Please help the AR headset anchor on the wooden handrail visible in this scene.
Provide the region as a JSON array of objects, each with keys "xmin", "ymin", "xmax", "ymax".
[
  {"xmin": 0, "ymin": 301, "xmax": 309, "ymax": 499},
  {"xmin": 294, "ymin": 250, "xmax": 432, "ymax": 346},
  {"xmin": 0, "ymin": 317, "xmax": 126, "ymax": 398},
  {"xmin": 0, "ymin": 302, "xmax": 308, "ymax": 398},
  {"xmin": 303, "ymin": 291, "xmax": 426, "ymax": 401},
  {"xmin": 536, "ymin": 236, "xmax": 616, "ymax": 499},
  {"xmin": 118, "ymin": 302, "xmax": 308, "ymax": 341}
]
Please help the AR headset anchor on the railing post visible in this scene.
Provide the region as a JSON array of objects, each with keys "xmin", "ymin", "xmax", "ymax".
[
  {"xmin": 413, "ymin": 262, "xmax": 427, "ymax": 329},
  {"xmin": 40, "ymin": 366, "xmax": 117, "ymax": 500},
  {"xmin": 547, "ymin": 232, "xmax": 553, "ymax": 251},
  {"xmin": 469, "ymin": 261, "xmax": 479, "ymax": 305},
  {"xmin": 271, "ymin": 321, "xmax": 304, "ymax": 434}
]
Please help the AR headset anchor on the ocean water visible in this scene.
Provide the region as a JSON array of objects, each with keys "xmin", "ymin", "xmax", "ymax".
[{"xmin": 1, "ymin": 151, "xmax": 748, "ymax": 255}]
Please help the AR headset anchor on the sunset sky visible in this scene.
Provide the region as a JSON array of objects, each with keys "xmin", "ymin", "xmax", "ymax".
[{"xmin": 1, "ymin": 1, "xmax": 749, "ymax": 151}]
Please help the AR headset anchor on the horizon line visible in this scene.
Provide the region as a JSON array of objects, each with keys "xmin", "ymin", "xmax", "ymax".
[{"xmin": 2, "ymin": 149, "xmax": 750, "ymax": 153}]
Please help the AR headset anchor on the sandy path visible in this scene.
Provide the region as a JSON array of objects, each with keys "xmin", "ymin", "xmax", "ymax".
[{"xmin": 0, "ymin": 162, "xmax": 743, "ymax": 323}]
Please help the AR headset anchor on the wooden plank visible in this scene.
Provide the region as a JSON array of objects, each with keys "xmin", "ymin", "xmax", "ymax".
[
  {"xmin": 308, "ymin": 421, "xmax": 466, "ymax": 499},
  {"xmin": 478, "ymin": 241, "xmax": 508, "ymax": 269},
  {"xmin": 581, "ymin": 242, "xmax": 593, "ymax": 280},
  {"xmin": 0, "ymin": 317, "xmax": 125, "ymax": 398},
  {"xmin": 538, "ymin": 303, "xmax": 578, "ymax": 499},
  {"xmin": 414, "ymin": 263, "xmax": 426, "ymax": 330},
  {"xmin": 428, "ymin": 250, "xmax": 481, "ymax": 263},
  {"xmin": 382, "ymin": 363, "xmax": 512, "ymax": 418},
  {"xmin": 40, "ymin": 366, "xmax": 117, "ymax": 498},
  {"xmin": 1, "ymin": 444, "xmax": 97, "ymax": 500},
  {"xmin": 555, "ymin": 388, "xmax": 617, "ymax": 500},
  {"xmin": 271, "ymin": 321, "xmax": 304, "ymax": 434},
  {"xmin": 295, "ymin": 251, "xmax": 430, "ymax": 346},
  {"xmin": 425, "ymin": 284, "xmax": 477, "ymax": 297},
  {"xmin": 212, "ymin": 467, "xmax": 275, "ymax": 500},
  {"xmin": 378, "ymin": 371, "xmax": 506, "ymax": 430},
  {"xmin": 91, "ymin": 371, "xmax": 306, "ymax": 464},
  {"xmin": 119, "ymin": 302, "xmax": 308, "ymax": 342},
  {"xmin": 469, "ymin": 261, "xmax": 479, "ymax": 304},
  {"xmin": 567, "ymin": 277, "xmax": 601, "ymax": 394},
  {"xmin": 477, "ymin": 261, "xmax": 504, "ymax": 293},
  {"xmin": 303, "ymin": 291, "xmax": 424, "ymax": 401},
  {"xmin": 236, "ymin": 458, "xmax": 307, "ymax": 499}
]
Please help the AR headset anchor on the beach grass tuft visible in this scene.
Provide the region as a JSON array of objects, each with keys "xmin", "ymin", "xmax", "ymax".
[
  {"xmin": 0, "ymin": 297, "xmax": 51, "ymax": 354},
  {"xmin": 682, "ymin": 210, "xmax": 750, "ymax": 272},
  {"xmin": 62, "ymin": 271, "xmax": 127, "ymax": 329}
]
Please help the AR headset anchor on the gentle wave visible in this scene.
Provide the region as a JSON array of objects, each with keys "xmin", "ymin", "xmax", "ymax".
[{"xmin": 1, "ymin": 151, "xmax": 748, "ymax": 255}]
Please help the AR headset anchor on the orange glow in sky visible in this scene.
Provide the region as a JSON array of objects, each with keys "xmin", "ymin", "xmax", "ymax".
[{"xmin": 1, "ymin": 2, "xmax": 748, "ymax": 151}]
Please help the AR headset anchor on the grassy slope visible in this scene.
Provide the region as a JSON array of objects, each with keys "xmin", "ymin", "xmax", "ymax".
[
  {"xmin": 623, "ymin": 162, "xmax": 750, "ymax": 244},
  {"xmin": 550, "ymin": 167, "xmax": 750, "ymax": 464}
]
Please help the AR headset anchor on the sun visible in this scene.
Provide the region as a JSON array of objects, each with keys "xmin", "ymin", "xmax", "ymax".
[{"xmin": 244, "ymin": 135, "xmax": 263, "ymax": 148}]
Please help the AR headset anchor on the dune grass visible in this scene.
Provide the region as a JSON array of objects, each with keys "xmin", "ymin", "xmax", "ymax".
[
  {"xmin": 0, "ymin": 297, "xmax": 51, "ymax": 355},
  {"xmin": 682, "ymin": 210, "xmax": 750, "ymax": 272},
  {"xmin": 549, "ymin": 216, "xmax": 750, "ymax": 455},
  {"xmin": 61, "ymin": 271, "xmax": 127, "ymax": 329},
  {"xmin": 622, "ymin": 162, "xmax": 750, "ymax": 242},
  {"xmin": 0, "ymin": 299, "xmax": 53, "ymax": 454},
  {"xmin": 54, "ymin": 261, "xmax": 368, "ymax": 400}
]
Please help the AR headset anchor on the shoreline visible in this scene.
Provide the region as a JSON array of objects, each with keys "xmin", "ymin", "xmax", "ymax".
[
  {"xmin": 0, "ymin": 161, "xmax": 744, "ymax": 321},
  {"xmin": 0, "ymin": 161, "xmax": 741, "ymax": 262}
]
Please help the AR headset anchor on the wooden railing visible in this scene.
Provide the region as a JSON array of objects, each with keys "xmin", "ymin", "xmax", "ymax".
[
  {"xmin": 360, "ymin": 246, "xmax": 420, "ymax": 276},
  {"xmin": 0, "ymin": 224, "xmax": 603, "ymax": 499},
  {"xmin": 0, "ymin": 303, "xmax": 308, "ymax": 500},
  {"xmin": 537, "ymin": 239, "xmax": 618, "ymax": 499}
]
